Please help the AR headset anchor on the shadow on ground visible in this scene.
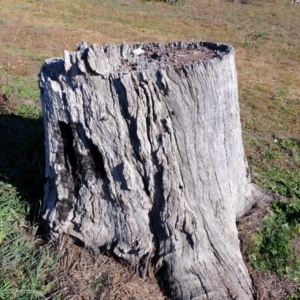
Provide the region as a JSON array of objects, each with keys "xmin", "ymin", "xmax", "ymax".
[{"xmin": 0, "ymin": 113, "xmax": 45, "ymax": 224}]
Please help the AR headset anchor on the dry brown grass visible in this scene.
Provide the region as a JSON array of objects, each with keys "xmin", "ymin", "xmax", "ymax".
[
  {"xmin": 1, "ymin": 1, "xmax": 296, "ymax": 166},
  {"xmin": 48, "ymin": 235, "xmax": 167, "ymax": 300},
  {"xmin": 1, "ymin": 0, "xmax": 300, "ymax": 298}
]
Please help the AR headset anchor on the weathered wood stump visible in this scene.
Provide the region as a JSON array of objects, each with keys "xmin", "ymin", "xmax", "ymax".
[{"xmin": 39, "ymin": 41, "xmax": 262, "ymax": 299}]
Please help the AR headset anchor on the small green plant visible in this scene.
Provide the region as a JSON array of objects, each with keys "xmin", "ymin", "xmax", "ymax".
[
  {"xmin": 250, "ymin": 207, "xmax": 299, "ymax": 277},
  {"xmin": 262, "ymin": 149, "xmax": 280, "ymax": 160},
  {"xmin": 273, "ymin": 86, "xmax": 289, "ymax": 100},
  {"xmin": 277, "ymin": 139, "xmax": 299, "ymax": 151},
  {"xmin": 90, "ymin": 271, "xmax": 113, "ymax": 290},
  {"xmin": 250, "ymin": 166, "xmax": 300, "ymax": 296},
  {"xmin": 255, "ymin": 167, "xmax": 300, "ymax": 199},
  {"xmin": 244, "ymin": 29, "xmax": 266, "ymax": 47}
]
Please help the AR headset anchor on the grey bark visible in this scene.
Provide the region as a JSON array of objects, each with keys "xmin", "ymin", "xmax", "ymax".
[{"xmin": 39, "ymin": 41, "xmax": 262, "ymax": 300}]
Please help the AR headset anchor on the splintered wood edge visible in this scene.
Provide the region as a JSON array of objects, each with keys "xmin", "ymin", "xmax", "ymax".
[{"xmin": 42, "ymin": 41, "xmax": 234, "ymax": 77}]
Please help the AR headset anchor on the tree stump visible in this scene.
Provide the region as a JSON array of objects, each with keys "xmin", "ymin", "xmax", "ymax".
[{"xmin": 39, "ymin": 41, "xmax": 262, "ymax": 299}]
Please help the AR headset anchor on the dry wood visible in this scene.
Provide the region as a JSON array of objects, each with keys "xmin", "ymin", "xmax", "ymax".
[{"xmin": 39, "ymin": 41, "xmax": 264, "ymax": 299}]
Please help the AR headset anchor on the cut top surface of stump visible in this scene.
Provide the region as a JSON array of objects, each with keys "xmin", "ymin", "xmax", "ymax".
[
  {"xmin": 119, "ymin": 42, "xmax": 228, "ymax": 70},
  {"xmin": 48, "ymin": 41, "xmax": 233, "ymax": 77}
]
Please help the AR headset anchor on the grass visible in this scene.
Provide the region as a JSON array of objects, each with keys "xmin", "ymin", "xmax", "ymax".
[
  {"xmin": 0, "ymin": 181, "xmax": 57, "ymax": 300},
  {"xmin": 244, "ymin": 136, "xmax": 300, "ymax": 297},
  {"xmin": 1, "ymin": 0, "xmax": 300, "ymax": 298},
  {"xmin": 1, "ymin": 77, "xmax": 40, "ymax": 101},
  {"xmin": 250, "ymin": 176, "xmax": 300, "ymax": 276},
  {"xmin": 0, "ymin": 102, "xmax": 57, "ymax": 299}
]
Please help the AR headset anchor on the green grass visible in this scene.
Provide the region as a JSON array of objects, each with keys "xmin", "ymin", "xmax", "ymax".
[
  {"xmin": 0, "ymin": 74, "xmax": 40, "ymax": 116},
  {"xmin": 0, "ymin": 182, "xmax": 57, "ymax": 300},
  {"xmin": 0, "ymin": 103, "xmax": 57, "ymax": 299},
  {"xmin": 1, "ymin": 77, "xmax": 39, "ymax": 101},
  {"xmin": 247, "ymin": 144, "xmax": 300, "ymax": 296},
  {"xmin": 250, "ymin": 196, "xmax": 300, "ymax": 278}
]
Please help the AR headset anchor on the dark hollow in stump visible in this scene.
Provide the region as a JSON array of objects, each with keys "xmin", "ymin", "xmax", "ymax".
[{"xmin": 39, "ymin": 41, "xmax": 263, "ymax": 300}]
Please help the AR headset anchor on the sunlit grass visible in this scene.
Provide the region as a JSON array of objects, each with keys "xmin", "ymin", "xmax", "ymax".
[
  {"xmin": 0, "ymin": 182, "xmax": 57, "ymax": 300},
  {"xmin": 1, "ymin": 0, "xmax": 300, "ymax": 298},
  {"xmin": 1, "ymin": 0, "xmax": 300, "ymax": 137}
]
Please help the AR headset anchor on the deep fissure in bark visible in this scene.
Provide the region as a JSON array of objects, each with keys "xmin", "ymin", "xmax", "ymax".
[{"xmin": 39, "ymin": 41, "xmax": 265, "ymax": 300}]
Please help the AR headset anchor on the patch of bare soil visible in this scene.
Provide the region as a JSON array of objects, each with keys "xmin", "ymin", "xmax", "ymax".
[
  {"xmin": 47, "ymin": 235, "xmax": 167, "ymax": 300},
  {"xmin": 237, "ymin": 188, "xmax": 298, "ymax": 300}
]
